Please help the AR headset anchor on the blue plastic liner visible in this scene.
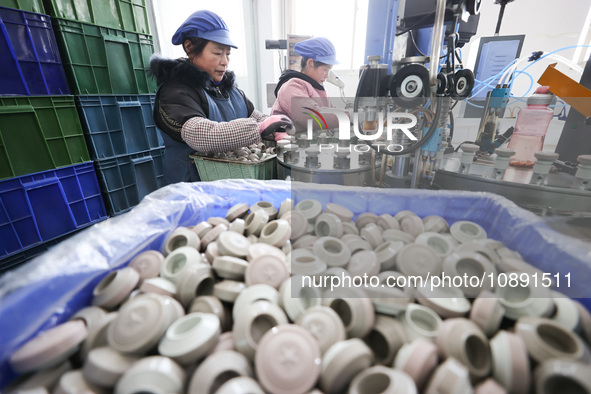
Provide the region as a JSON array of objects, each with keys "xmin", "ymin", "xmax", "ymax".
[
  {"xmin": 0, "ymin": 6, "xmax": 69, "ymax": 95},
  {"xmin": 0, "ymin": 180, "xmax": 589, "ymax": 387},
  {"xmin": 0, "ymin": 227, "xmax": 86, "ymax": 273}
]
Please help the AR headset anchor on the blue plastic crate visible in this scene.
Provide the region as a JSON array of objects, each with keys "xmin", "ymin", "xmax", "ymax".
[
  {"xmin": 76, "ymin": 95, "xmax": 163, "ymax": 159},
  {"xmin": 94, "ymin": 147, "xmax": 164, "ymax": 215},
  {"xmin": 0, "ymin": 162, "xmax": 107, "ymax": 258},
  {"xmin": 0, "ymin": 6, "xmax": 69, "ymax": 96}
]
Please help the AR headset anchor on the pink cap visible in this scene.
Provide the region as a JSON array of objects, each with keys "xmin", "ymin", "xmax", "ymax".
[
  {"xmin": 535, "ymin": 86, "xmax": 550, "ymax": 94},
  {"xmin": 10, "ymin": 320, "xmax": 88, "ymax": 373}
]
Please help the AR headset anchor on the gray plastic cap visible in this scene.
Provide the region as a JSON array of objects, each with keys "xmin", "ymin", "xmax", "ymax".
[
  {"xmin": 527, "ymin": 93, "xmax": 553, "ymax": 106},
  {"xmin": 577, "ymin": 154, "xmax": 591, "ymax": 165}
]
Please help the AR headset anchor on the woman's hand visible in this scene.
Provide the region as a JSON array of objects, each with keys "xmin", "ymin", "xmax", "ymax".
[{"xmin": 259, "ymin": 115, "xmax": 293, "ymax": 139}]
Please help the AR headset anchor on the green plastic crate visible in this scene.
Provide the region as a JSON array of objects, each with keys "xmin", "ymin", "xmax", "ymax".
[
  {"xmin": 0, "ymin": 0, "xmax": 44, "ymax": 13},
  {"xmin": 44, "ymin": 0, "xmax": 149, "ymax": 34},
  {"xmin": 190, "ymin": 154, "xmax": 277, "ymax": 181},
  {"xmin": 52, "ymin": 18, "xmax": 157, "ymax": 95},
  {"xmin": 0, "ymin": 96, "xmax": 90, "ymax": 180}
]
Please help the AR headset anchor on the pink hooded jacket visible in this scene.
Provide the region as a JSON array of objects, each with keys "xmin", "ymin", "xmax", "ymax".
[{"xmin": 270, "ymin": 71, "xmax": 339, "ymax": 132}]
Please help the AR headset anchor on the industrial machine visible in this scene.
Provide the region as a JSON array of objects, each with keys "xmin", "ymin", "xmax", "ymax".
[
  {"xmin": 277, "ymin": 0, "xmax": 480, "ymax": 188},
  {"xmin": 279, "ymin": 0, "xmax": 480, "ymax": 187},
  {"xmin": 275, "ymin": 0, "xmax": 591, "ymax": 218},
  {"xmin": 434, "ymin": 49, "xmax": 591, "ymax": 216}
]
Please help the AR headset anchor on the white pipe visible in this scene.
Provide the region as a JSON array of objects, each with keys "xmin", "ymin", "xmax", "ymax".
[
  {"xmin": 547, "ymin": 54, "xmax": 584, "ymax": 74},
  {"xmin": 500, "ymin": 57, "xmax": 526, "ymax": 86},
  {"xmin": 350, "ymin": 0, "xmax": 358, "ymax": 69},
  {"xmin": 499, "ymin": 53, "xmax": 583, "ymax": 87},
  {"xmin": 429, "ymin": 0, "xmax": 446, "ymax": 91}
]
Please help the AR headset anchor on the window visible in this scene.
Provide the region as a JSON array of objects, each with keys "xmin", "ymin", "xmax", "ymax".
[
  {"xmin": 573, "ymin": 4, "xmax": 591, "ymax": 66},
  {"xmin": 292, "ymin": 0, "xmax": 369, "ymax": 70}
]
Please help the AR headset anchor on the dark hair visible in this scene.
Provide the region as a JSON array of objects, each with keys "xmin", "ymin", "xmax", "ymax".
[
  {"xmin": 184, "ymin": 37, "xmax": 209, "ymax": 58},
  {"xmin": 300, "ymin": 57, "xmax": 328, "ymax": 71}
]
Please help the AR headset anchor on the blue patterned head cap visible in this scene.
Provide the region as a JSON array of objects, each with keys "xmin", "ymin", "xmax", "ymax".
[
  {"xmin": 172, "ymin": 10, "xmax": 237, "ymax": 48},
  {"xmin": 294, "ymin": 37, "xmax": 339, "ymax": 64}
]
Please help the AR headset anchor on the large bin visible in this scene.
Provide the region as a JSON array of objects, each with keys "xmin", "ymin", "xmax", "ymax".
[
  {"xmin": 0, "ymin": 180, "xmax": 589, "ymax": 388},
  {"xmin": 190, "ymin": 153, "xmax": 278, "ymax": 181},
  {"xmin": 0, "ymin": 7, "xmax": 69, "ymax": 96},
  {"xmin": 0, "ymin": 96, "xmax": 90, "ymax": 180},
  {"xmin": 52, "ymin": 18, "xmax": 157, "ymax": 95},
  {"xmin": 94, "ymin": 147, "xmax": 164, "ymax": 215},
  {"xmin": 0, "ymin": 161, "xmax": 107, "ymax": 260},
  {"xmin": 76, "ymin": 94, "xmax": 162, "ymax": 159},
  {"xmin": 44, "ymin": 0, "xmax": 150, "ymax": 34}
]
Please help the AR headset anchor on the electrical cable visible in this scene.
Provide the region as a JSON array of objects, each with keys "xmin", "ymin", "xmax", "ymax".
[
  {"xmin": 339, "ymin": 87, "xmax": 348, "ymax": 104},
  {"xmin": 470, "ymin": 58, "xmax": 518, "ymax": 96},
  {"xmin": 409, "ymin": 32, "xmax": 428, "ymax": 57},
  {"xmin": 507, "ymin": 96, "xmax": 527, "ymax": 104},
  {"xmin": 467, "ymin": 45, "xmax": 591, "ymax": 106},
  {"xmin": 448, "ymin": 109, "xmax": 454, "ymax": 143},
  {"xmin": 500, "ymin": 57, "xmax": 527, "ymax": 86},
  {"xmin": 509, "ymin": 70, "xmax": 534, "ymax": 97},
  {"xmin": 466, "ymin": 72, "xmax": 528, "ymax": 106},
  {"xmin": 464, "ymin": 100, "xmax": 485, "ymax": 108},
  {"xmin": 500, "ymin": 45, "xmax": 591, "ymax": 86},
  {"xmin": 521, "ymin": 46, "xmax": 591, "ymax": 72},
  {"xmin": 395, "ymin": 12, "xmax": 436, "ymax": 37},
  {"xmin": 277, "ymin": 50, "xmax": 284, "ymax": 73},
  {"xmin": 473, "ymin": 78, "xmax": 497, "ymax": 90},
  {"xmin": 465, "ymin": 45, "xmax": 591, "ymax": 112},
  {"xmin": 546, "ymin": 54, "xmax": 583, "ymax": 74},
  {"xmin": 468, "ymin": 60, "xmax": 519, "ymax": 102},
  {"xmin": 449, "ymin": 31, "xmax": 457, "ymax": 73},
  {"xmin": 467, "ymin": 73, "xmax": 529, "ymax": 105},
  {"xmin": 445, "ymin": 35, "xmax": 453, "ymax": 76},
  {"xmin": 495, "ymin": 2, "xmax": 507, "ymax": 35},
  {"xmin": 468, "ymin": 84, "xmax": 493, "ymax": 99},
  {"xmin": 454, "ymin": 48, "xmax": 463, "ymax": 68}
]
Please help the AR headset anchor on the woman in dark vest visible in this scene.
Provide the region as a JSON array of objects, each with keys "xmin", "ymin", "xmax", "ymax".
[{"xmin": 150, "ymin": 10, "xmax": 292, "ymax": 185}]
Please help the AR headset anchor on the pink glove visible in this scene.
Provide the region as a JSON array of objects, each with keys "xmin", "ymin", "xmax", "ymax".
[
  {"xmin": 259, "ymin": 115, "xmax": 293, "ymax": 140},
  {"xmin": 274, "ymin": 132, "xmax": 288, "ymax": 142}
]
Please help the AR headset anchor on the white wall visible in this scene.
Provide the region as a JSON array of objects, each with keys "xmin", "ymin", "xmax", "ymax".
[{"xmin": 253, "ymin": 0, "xmax": 284, "ymax": 111}]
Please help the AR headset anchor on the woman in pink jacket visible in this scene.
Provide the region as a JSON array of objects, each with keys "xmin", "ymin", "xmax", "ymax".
[{"xmin": 271, "ymin": 37, "xmax": 340, "ymax": 133}]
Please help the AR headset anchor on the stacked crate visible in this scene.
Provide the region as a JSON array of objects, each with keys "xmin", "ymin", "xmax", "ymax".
[
  {"xmin": 42, "ymin": 0, "xmax": 164, "ymax": 216},
  {"xmin": 0, "ymin": 1, "xmax": 107, "ymax": 271}
]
